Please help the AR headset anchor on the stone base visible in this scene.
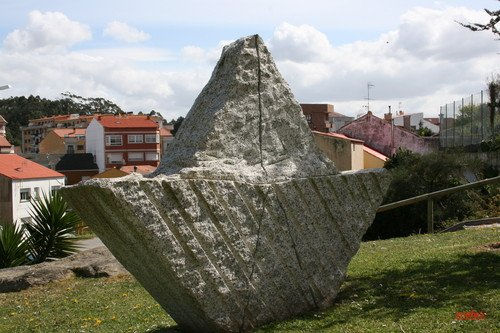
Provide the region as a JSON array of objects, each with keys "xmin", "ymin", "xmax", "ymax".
[{"xmin": 61, "ymin": 168, "xmax": 390, "ymax": 332}]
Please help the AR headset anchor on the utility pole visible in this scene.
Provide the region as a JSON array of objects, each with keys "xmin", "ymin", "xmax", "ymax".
[{"xmin": 365, "ymin": 82, "xmax": 374, "ymax": 112}]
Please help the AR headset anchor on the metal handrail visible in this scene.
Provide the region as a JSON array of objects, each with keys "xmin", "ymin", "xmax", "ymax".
[{"xmin": 376, "ymin": 175, "xmax": 500, "ymax": 232}]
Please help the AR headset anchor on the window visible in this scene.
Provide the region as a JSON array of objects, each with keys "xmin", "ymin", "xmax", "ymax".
[
  {"xmin": 20, "ymin": 217, "xmax": 32, "ymax": 225},
  {"xmin": 128, "ymin": 134, "xmax": 143, "ymax": 144},
  {"xmin": 51, "ymin": 186, "xmax": 61, "ymax": 196},
  {"xmin": 67, "ymin": 145, "xmax": 75, "ymax": 154},
  {"xmin": 20, "ymin": 188, "xmax": 31, "ymax": 202},
  {"xmin": 105, "ymin": 135, "xmax": 122, "ymax": 146},
  {"xmin": 128, "ymin": 152, "xmax": 144, "ymax": 161},
  {"xmin": 77, "ymin": 145, "xmax": 84, "ymax": 150},
  {"xmin": 145, "ymin": 152, "xmax": 159, "ymax": 161},
  {"xmin": 107, "ymin": 153, "xmax": 123, "ymax": 164},
  {"xmin": 34, "ymin": 187, "xmax": 40, "ymax": 198},
  {"xmin": 145, "ymin": 133, "xmax": 159, "ymax": 143}
]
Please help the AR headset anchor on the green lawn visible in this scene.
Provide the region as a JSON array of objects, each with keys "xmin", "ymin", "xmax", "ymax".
[{"xmin": 1, "ymin": 228, "xmax": 498, "ymax": 333}]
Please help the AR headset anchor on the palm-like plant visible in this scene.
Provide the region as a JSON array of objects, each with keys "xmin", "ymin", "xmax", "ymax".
[
  {"xmin": 26, "ymin": 192, "xmax": 81, "ymax": 264},
  {"xmin": 0, "ymin": 222, "xmax": 28, "ymax": 268}
]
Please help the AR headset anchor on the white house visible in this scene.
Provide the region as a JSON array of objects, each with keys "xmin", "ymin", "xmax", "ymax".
[
  {"xmin": 0, "ymin": 154, "xmax": 65, "ymax": 227},
  {"xmin": 392, "ymin": 112, "xmax": 440, "ymax": 134}
]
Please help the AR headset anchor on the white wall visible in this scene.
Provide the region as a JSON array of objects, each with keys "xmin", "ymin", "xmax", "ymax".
[
  {"xmin": 86, "ymin": 119, "xmax": 105, "ymax": 171},
  {"xmin": 421, "ymin": 119, "xmax": 440, "ymax": 133},
  {"xmin": 393, "ymin": 113, "xmax": 439, "ymax": 133},
  {"xmin": 11, "ymin": 177, "xmax": 65, "ymax": 227}
]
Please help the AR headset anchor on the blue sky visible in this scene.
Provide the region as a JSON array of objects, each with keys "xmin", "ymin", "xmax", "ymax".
[{"xmin": 0, "ymin": 0, "xmax": 498, "ymax": 119}]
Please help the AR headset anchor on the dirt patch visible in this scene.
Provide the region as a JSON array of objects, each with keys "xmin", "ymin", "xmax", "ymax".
[{"xmin": 473, "ymin": 242, "xmax": 500, "ymax": 252}]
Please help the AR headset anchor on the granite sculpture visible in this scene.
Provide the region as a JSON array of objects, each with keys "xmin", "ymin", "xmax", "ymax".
[{"xmin": 61, "ymin": 35, "xmax": 391, "ymax": 332}]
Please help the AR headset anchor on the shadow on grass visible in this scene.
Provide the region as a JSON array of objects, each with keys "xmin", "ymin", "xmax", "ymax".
[
  {"xmin": 146, "ymin": 251, "xmax": 499, "ymax": 332},
  {"xmin": 263, "ymin": 251, "xmax": 499, "ymax": 330}
]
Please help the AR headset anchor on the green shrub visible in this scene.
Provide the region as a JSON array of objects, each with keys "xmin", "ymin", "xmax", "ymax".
[
  {"xmin": 0, "ymin": 222, "xmax": 29, "ymax": 268},
  {"xmin": 26, "ymin": 192, "xmax": 81, "ymax": 264},
  {"xmin": 364, "ymin": 149, "xmax": 496, "ymax": 240},
  {"xmin": 0, "ymin": 193, "xmax": 81, "ymax": 268}
]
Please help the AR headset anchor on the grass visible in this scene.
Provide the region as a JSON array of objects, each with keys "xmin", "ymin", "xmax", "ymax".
[
  {"xmin": 0, "ymin": 228, "xmax": 498, "ymax": 333},
  {"xmin": 75, "ymin": 231, "xmax": 97, "ymax": 240}
]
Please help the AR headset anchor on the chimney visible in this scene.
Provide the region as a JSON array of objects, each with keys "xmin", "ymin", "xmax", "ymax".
[{"xmin": 384, "ymin": 106, "xmax": 392, "ymax": 121}]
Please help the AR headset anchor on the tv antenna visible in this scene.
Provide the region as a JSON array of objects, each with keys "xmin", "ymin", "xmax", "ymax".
[{"xmin": 365, "ymin": 82, "xmax": 375, "ymax": 112}]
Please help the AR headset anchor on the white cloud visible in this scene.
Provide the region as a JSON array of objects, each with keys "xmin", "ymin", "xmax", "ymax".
[
  {"xmin": 264, "ymin": 7, "xmax": 499, "ymax": 117},
  {"xmin": 181, "ymin": 40, "xmax": 233, "ymax": 64},
  {"xmin": 83, "ymin": 47, "xmax": 173, "ymax": 62},
  {"xmin": 103, "ymin": 21, "xmax": 150, "ymax": 43},
  {"xmin": 3, "ymin": 10, "xmax": 91, "ymax": 52},
  {"xmin": 180, "ymin": 46, "xmax": 207, "ymax": 63},
  {"xmin": 269, "ymin": 22, "xmax": 334, "ymax": 62},
  {"xmin": 392, "ymin": 6, "xmax": 497, "ymax": 60},
  {"xmin": 1, "ymin": 6, "xmax": 498, "ymax": 121}
]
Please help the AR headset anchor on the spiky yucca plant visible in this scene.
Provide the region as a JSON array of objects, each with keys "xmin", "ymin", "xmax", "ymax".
[
  {"xmin": 26, "ymin": 192, "xmax": 81, "ymax": 264},
  {"xmin": 0, "ymin": 222, "xmax": 28, "ymax": 268}
]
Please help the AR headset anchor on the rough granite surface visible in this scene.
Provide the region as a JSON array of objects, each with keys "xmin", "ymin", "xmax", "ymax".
[
  {"xmin": 0, "ymin": 246, "xmax": 127, "ymax": 293},
  {"xmin": 61, "ymin": 35, "xmax": 391, "ymax": 333}
]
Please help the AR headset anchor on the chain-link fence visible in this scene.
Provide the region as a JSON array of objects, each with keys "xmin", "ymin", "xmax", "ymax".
[{"xmin": 439, "ymin": 90, "xmax": 498, "ymax": 148}]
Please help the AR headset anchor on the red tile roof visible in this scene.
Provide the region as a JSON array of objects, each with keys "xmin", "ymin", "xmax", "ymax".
[
  {"xmin": 51, "ymin": 128, "xmax": 86, "ymax": 138},
  {"xmin": 362, "ymin": 146, "xmax": 388, "ymax": 161},
  {"xmin": 312, "ymin": 131, "xmax": 364, "ymax": 144},
  {"xmin": 0, "ymin": 136, "xmax": 12, "ymax": 147},
  {"xmin": 98, "ymin": 115, "xmax": 158, "ymax": 129},
  {"xmin": 424, "ymin": 117, "xmax": 440, "ymax": 126},
  {"xmin": 0, "ymin": 154, "xmax": 64, "ymax": 180},
  {"xmin": 120, "ymin": 165, "xmax": 157, "ymax": 175}
]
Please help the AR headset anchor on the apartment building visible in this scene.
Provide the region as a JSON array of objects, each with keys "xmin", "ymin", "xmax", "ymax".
[
  {"xmin": 21, "ymin": 114, "xmax": 96, "ymax": 153},
  {"xmin": 300, "ymin": 104, "xmax": 333, "ymax": 133},
  {"xmin": 86, "ymin": 115, "xmax": 161, "ymax": 172}
]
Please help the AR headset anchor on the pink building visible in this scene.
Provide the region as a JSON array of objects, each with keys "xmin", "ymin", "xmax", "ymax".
[{"xmin": 338, "ymin": 112, "xmax": 438, "ymax": 157}]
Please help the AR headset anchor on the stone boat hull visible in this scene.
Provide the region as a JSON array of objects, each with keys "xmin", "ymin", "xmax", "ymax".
[{"xmin": 61, "ymin": 169, "xmax": 390, "ymax": 332}]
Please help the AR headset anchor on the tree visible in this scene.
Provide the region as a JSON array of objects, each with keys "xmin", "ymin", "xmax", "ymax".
[
  {"xmin": 0, "ymin": 93, "xmax": 123, "ymax": 146},
  {"xmin": 458, "ymin": 1, "xmax": 500, "ymax": 38},
  {"xmin": 487, "ymin": 76, "xmax": 499, "ymax": 137},
  {"xmin": 168, "ymin": 116, "xmax": 185, "ymax": 136},
  {"xmin": 60, "ymin": 92, "xmax": 123, "ymax": 114},
  {"xmin": 417, "ymin": 121, "xmax": 433, "ymax": 137}
]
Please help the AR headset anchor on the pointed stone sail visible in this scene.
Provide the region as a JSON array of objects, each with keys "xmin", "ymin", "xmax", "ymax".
[{"xmin": 61, "ymin": 35, "xmax": 391, "ymax": 332}]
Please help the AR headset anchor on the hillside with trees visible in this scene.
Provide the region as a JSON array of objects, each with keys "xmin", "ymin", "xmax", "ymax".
[{"xmin": 0, "ymin": 93, "xmax": 123, "ymax": 146}]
